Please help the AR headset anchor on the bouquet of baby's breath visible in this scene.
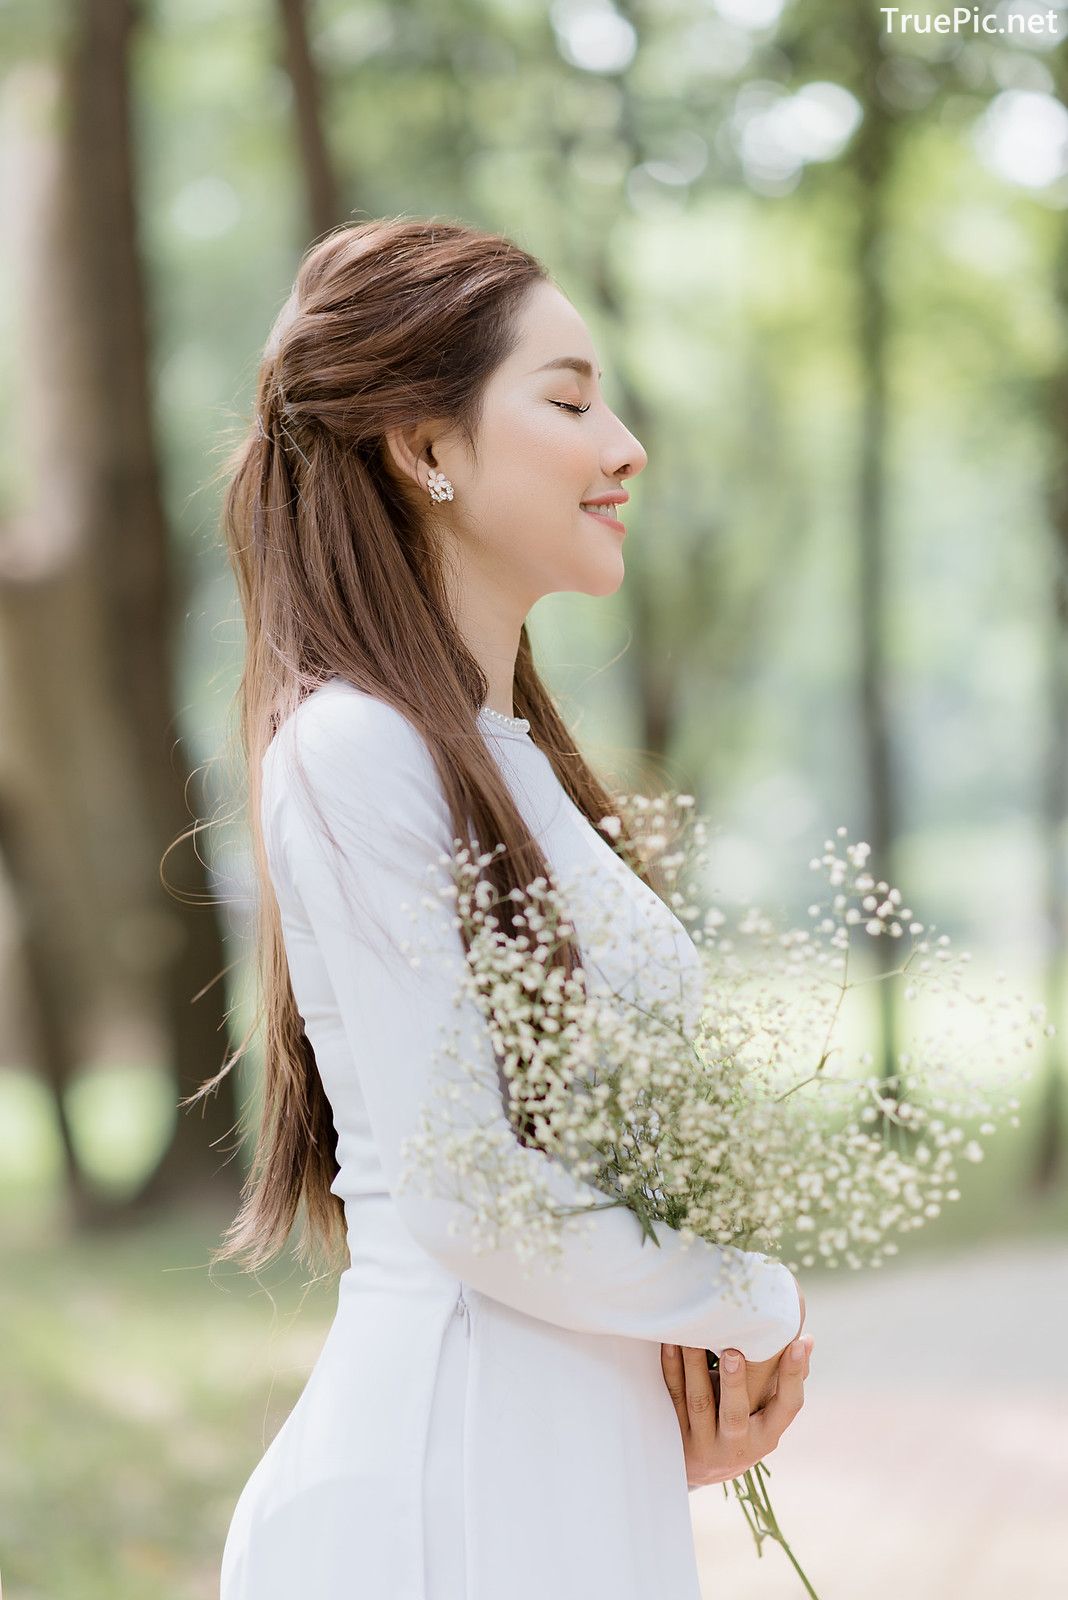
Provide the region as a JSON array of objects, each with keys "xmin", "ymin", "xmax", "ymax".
[{"xmin": 396, "ymin": 799, "xmax": 1047, "ymax": 1598}]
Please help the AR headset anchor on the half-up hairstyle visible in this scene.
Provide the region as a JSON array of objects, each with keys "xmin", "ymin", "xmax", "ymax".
[{"xmin": 194, "ymin": 217, "xmax": 672, "ymax": 1277}]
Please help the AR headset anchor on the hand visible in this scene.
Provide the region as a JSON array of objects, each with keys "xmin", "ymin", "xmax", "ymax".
[
  {"xmin": 737, "ymin": 1347, "xmax": 787, "ymax": 1415},
  {"xmin": 734, "ymin": 1269, "xmax": 808, "ymax": 1414},
  {"xmin": 660, "ymin": 1334, "xmax": 814, "ymax": 1489}
]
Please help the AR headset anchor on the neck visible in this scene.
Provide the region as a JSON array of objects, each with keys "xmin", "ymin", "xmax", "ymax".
[{"xmin": 445, "ymin": 554, "xmax": 530, "ymax": 718}]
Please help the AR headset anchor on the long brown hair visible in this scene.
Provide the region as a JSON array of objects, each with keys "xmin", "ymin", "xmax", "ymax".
[{"xmin": 195, "ymin": 217, "xmax": 670, "ymax": 1278}]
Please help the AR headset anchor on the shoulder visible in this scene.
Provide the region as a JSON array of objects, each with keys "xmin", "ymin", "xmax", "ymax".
[
  {"xmin": 263, "ymin": 679, "xmax": 446, "ymax": 840},
  {"xmin": 268, "ymin": 680, "xmax": 431, "ymax": 784}
]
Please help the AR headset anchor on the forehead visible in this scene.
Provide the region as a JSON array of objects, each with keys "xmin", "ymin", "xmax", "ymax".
[{"xmin": 505, "ymin": 281, "xmax": 601, "ymax": 379}]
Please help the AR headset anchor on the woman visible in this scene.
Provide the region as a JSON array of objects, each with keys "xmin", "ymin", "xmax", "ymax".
[{"xmin": 213, "ymin": 217, "xmax": 812, "ymax": 1599}]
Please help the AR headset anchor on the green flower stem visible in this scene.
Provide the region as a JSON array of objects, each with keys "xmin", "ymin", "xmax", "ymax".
[{"xmin": 731, "ymin": 1463, "xmax": 822, "ymax": 1598}]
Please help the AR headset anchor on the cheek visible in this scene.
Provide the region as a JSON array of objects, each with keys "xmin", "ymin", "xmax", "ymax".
[
  {"xmin": 465, "ymin": 403, "xmax": 611, "ymax": 582},
  {"xmin": 480, "ymin": 403, "xmax": 591, "ymax": 505}
]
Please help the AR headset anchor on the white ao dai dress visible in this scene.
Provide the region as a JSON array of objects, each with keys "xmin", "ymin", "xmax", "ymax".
[{"xmin": 220, "ymin": 678, "xmax": 802, "ymax": 1599}]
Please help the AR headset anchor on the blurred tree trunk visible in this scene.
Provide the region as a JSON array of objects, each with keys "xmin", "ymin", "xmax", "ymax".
[
  {"xmin": 772, "ymin": 0, "xmax": 908, "ymax": 1099},
  {"xmin": 1036, "ymin": 532, "xmax": 1067, "ymax": 1190},
  {"xmin": 277, "ymin": 0, "xmax": 341, "ymax": 240},
  {"xmin": 0, "ymin": 0, "xmax": 240, "ymax": 1222},
  {"xmin": 1033, "ymin": 54, "xmax": 1068, "ymax": 1191},
  {"xmin": 847, "ymin": 4, "xmax": 902, "ymax": 1090},
  {"xmin": 574, "ymin": 5, "xmax": 806, "ymax": 802}
]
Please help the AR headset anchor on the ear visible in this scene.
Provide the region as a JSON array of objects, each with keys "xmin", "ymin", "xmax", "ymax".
[{"xmin": 382, "ymin": 421, "xmax": 440, "ymax": 494}]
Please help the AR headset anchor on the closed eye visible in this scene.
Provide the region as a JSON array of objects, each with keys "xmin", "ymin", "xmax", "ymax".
[{"xmin": 552, "ymin": 400, "xmax": 591, "ymax": 415}]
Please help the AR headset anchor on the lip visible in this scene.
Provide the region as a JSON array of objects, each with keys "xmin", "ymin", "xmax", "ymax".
[
  {"xmin": 580, "ymin": 493, "xmax": 628, "ymax": 536},
  {"xmin": 582, "ymin": 506, "xmax": 626, "ymax": 535}
]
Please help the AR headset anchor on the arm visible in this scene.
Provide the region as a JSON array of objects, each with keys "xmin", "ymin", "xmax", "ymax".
[{"xmin": 265, "ymin": 687, "xmax": 802, "ymax": 1361}]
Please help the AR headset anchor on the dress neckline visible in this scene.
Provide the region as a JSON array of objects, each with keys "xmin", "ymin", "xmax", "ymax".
[
  {"xmin": 318, "ymin": 677, "xmax": 533, "ymax": 743},
  {"xmin": 477, "ymin": 704, "xmax": 532, "ymax": 741}
]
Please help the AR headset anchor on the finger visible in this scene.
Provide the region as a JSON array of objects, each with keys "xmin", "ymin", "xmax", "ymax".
[
  {"xmin": 660, "ymin": 1344, "xmax": 690, "ymax": 1437},
  {"xmin": 716, "ymin": 1348, "xmax": 750, "ymax": 1443},
  {"xmin": 752, "ymin": 1337, "xmax": 810, "ymax": 1451},
  {"xmin": 681, "ymin": 1344, "xmax": 717, "ymax": 1431},
  {"xmin": 767, "ymin": 1333, "xmax": 814, "ymax": 1401}
]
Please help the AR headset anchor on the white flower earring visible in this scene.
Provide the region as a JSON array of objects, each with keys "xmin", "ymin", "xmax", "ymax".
[{"xmin": 426, "ymin": 468, "xmax": 454, "ymax": 503}]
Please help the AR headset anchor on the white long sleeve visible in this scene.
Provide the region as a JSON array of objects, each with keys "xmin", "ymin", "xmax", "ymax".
[{"xmin": 262, "ymin": 682, "xmax": 802, "ymax": 1361}]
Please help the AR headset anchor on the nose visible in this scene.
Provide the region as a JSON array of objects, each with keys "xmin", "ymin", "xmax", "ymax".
[{"xmin": 605, "ymin": 419, "xmax": 648, "ymax": 481}]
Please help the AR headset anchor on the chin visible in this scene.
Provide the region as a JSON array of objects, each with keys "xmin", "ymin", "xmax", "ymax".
[
  {"xmin": 537, "ymin": 553, "xmax": 625, "ymax": 599},
  {"xmin": 579, "ymin": 556, "xmax": 625, "ymax": 597}
]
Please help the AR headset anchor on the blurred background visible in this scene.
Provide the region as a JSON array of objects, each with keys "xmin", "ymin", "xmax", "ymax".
[{"xmin": 0, "ymin": 0, "xmax": 1066, "ymax": 1595}]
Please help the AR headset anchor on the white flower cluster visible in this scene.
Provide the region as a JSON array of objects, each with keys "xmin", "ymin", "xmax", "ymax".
[{"xmin": 396, "ymin": 812, "xmax": 1048, "ymax": 1290}]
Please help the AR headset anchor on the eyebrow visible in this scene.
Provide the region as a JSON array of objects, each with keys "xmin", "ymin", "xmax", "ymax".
[{"xmin": 531, "ymin": 356, "xmax": 603, "ymax": 381}]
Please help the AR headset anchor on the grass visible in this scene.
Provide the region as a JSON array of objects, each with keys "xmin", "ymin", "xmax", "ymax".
[{"xmin": 1, "ymin": 1203, "xmax": 338, "ymax": 1600}]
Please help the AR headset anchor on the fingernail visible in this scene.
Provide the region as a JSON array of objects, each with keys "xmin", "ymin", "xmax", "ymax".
[
  {"xmin": 790, "ymin": 1341, "xmax": 804, "ymax": 1363},
  {"xmin": 722, "ymin": 1351, "xmax": 741, "ymax": 1372},
  {"xmin": 663, "ymin": 1344, "xmax": 678, "ymax": 1357}
]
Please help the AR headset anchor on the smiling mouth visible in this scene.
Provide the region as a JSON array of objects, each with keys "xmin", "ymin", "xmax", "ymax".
[{"xmin": 580, "ymin": 501, "xmax": 627, "ymax": 528}]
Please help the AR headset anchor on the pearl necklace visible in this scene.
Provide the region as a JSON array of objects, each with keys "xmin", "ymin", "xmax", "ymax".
[{"xmin": 478, "ymin": 704, "xmax": 531, "ymax": 734}]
